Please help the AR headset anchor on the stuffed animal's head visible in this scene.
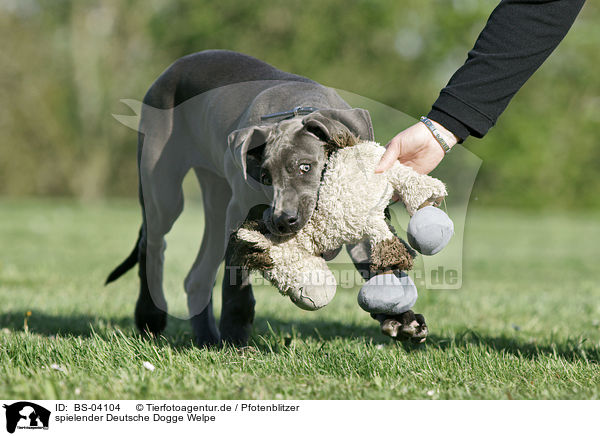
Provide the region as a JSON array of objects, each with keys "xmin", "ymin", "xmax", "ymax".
[{"xmin": 228, "ymin": 108, "xmax": 373, "ymax": 236}]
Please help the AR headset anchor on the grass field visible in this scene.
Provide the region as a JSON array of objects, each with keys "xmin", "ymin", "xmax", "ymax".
[{"xmin": 1, "ymin": 197, "xmax": 600, "ymax": 399}]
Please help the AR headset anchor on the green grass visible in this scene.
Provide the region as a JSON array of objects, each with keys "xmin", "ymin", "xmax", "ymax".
[{"xmin": 1, "ymin": 197, "xmax": 600, "ymax": 399}]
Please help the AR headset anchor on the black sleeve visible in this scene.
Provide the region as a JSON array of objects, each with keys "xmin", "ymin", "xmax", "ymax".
[{"xmin": 427, "ymin": 0, "xmax": 585, "ymax": 141}]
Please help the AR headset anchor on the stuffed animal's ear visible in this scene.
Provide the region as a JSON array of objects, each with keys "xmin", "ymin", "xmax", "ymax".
[
  {"xmin": 227, "ymin": 125, "xmax": 272, "ymax": 181},
  {"xmin": 302, "ymin": 108, "xmax": 374, "ymax": 146}
]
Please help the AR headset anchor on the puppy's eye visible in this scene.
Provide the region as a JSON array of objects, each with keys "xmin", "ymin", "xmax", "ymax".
[
  {"xmin": 261, "ymin": 171, "xmax": 272, "ymax": 186},
  {"xmin": 299, "ymin": 164, "xmax": 311, "ymax": 174}
]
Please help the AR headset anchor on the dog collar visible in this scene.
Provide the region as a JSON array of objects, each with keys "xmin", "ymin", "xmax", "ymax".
[{"xmin": 260, "ymin": 106, "xmax": 319, "ymax": 121}]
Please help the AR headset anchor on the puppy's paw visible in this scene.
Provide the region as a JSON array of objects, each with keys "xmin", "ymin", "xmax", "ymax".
[
  {"xmin": 372, "ymin": 310, "xmax": 428, "ymax": 343},
  {"xmin": 135, "ymin": 299, "xmax": 167, "ymax": 337}
]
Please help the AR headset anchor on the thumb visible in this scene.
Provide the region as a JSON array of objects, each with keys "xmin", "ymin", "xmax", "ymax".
[{"xmin": 375, "ymin": 138, "xmax": 401, "ymax": 173}]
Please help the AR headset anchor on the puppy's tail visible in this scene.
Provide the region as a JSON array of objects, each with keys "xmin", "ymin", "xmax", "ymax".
[{"xmin": 105, "ymin": 227, "xmax": 142, "ymax": 285}]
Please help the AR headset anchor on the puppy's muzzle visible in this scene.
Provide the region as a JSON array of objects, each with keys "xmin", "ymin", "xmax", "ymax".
[{"xmin": 272, "ymin": 211, "xmax": 300, "ymax": 235}]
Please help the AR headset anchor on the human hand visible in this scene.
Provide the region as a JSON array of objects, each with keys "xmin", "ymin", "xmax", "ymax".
[{"xmin": 375, "ymin": 119, "xmax": 459, "ymax": 175}]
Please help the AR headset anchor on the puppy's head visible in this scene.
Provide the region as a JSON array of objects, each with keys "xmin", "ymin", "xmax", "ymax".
[{"xmin": 229, "ymin": 108, "xmax": 373, "ymax": 236}]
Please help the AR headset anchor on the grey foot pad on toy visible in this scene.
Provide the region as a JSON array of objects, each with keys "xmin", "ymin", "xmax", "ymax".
[
  {"xmin": 407, "ymin": 206, "xmax": 454, "ymax": 255},
  {"xmin": 357, "ymin": 271, "xmax": 418, "ymax": 315}
]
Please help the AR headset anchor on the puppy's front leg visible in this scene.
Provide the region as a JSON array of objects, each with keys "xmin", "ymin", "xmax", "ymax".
[{"xmin": 220, "ymin": 249, "xmax": 256, "ymax": 347}]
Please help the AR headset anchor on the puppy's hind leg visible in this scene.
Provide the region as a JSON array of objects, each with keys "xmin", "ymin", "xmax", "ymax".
[
  {"xmin": 185, "ymin": 170, "xmax": 232, "ymax": 347},
  {"xmin": 136, "ymin": 165, "xmax": 186, "ymax": 337},
  {"xmin": 136, "ymin": 233, "xmax": 169, "ymax": 336}
]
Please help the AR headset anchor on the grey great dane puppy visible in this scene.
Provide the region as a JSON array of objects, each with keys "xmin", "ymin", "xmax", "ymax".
[{"xmin": 106, "ymin": 50, "xmax": 427, "ymax": 346}]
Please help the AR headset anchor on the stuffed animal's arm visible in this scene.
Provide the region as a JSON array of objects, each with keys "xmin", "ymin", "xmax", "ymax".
[
  {"xmin": 386, "ymin": 163, "xmax": 447, "ymax": 215},
  {"xmin": 229, "ymin": 222, "xmax": 274, "ymax": 270}
]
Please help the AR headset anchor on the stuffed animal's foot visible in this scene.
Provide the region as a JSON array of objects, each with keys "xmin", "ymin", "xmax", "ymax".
[
  {"xmin": 357, "ymin": 271, "xmax": 418, "ymax": 314},
  {"xmin": 407, "ymin": 206, "xmax": 454, "ymax": 256},
  {"xmin": 372, "ymin": 311, "xmax": 428, "ymax": 343}
]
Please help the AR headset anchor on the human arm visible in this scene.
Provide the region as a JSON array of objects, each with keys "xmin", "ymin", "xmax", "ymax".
[{"xmin": 376, "ymin": 0, "xmax": 586, "ymax": 174}]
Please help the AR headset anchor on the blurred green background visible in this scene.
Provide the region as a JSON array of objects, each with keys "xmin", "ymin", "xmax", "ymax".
[{"xmin": 0, "ymin": 0, "xmax": 598, "ymax": 209}]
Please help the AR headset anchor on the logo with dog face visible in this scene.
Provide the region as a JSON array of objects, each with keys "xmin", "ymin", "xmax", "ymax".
[{"xmin": 2, "ymin": 402, "xmax": 50, "ymax": 433}]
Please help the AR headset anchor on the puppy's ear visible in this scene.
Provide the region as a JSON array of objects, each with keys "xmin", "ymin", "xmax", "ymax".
[
  {"xmin": 302, "ymin": 115, "xmax": 358, "ymax": 153},
  {"xmin": 302, "ymin": 108, "xmax": 374, "ymax": 144},
  {"xmin": 228, "ymin": 125, "xmax": 272, "ymax": 181}
]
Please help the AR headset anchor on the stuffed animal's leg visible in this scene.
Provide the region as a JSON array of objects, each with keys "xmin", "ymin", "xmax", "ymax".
[
  {"xmin": 232, "ymin": 223, "xmax": 336, "ymax": 311},
  {"xmin": 348, "ymin": 241, "xmax": 428, "ymax": 343},
  {"xmin": 387, "ymin": 163, "xmax": 447, "ymax": 215},
  {"xmin": 369, "ymin": 236, "xmax": 415, "ymax": 272},
  {"xmin": 265, "ymin": 248, "xmax": 336, "ymax": 311},
  {"xmin": 364, "ymin": 218, "xmax": 415, "ymax": 272},
  {"xmin": 360, "ymin": 218, "xmax": 426, "ymax": 342}
]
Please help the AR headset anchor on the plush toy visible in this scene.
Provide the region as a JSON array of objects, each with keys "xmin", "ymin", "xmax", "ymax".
[{"xmin": 231, "ymin": 135, "xmax": 451, "ymax": 311}]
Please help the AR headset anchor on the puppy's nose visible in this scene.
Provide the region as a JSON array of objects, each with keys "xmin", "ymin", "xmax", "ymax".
[{"xmin": 273, "ymin": 212, "xmax": 299, "ymax": 234}]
